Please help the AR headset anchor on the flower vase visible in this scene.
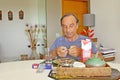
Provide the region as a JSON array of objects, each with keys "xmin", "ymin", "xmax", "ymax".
[{"xmin": 30, "ymin": 47, "xmax": 39, "ymax": 60}]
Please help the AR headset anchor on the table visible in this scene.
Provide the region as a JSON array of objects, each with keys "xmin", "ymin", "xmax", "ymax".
[
  {"xmin": 0, "ymin": 60, "xmax": 54, "ymax": 80},
  {"xmin": 0, "ymin": 60, "xmax": 120, "ymax": 80}
]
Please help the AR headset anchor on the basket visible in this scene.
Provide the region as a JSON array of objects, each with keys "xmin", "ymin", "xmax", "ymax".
[{"xmin": 56, "ymin": 64, "xmax": 111, "ymax": 77}]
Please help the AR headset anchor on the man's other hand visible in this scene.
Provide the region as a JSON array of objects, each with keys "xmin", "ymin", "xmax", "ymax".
[{"xmin": 68, "ymin": 46, "xmax": 82, "ymax": 57}]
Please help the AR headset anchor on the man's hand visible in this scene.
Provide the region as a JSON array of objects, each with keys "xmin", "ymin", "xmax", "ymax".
[
  {"xmin": 57, "ymin": 46, "xmax": 68, "ymax": 57},
  {"xmin": 68, "ymin": 46, "xmax": 82, "ymax": 57}
]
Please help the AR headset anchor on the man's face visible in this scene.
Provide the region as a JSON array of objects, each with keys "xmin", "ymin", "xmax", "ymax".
[{"xmin": 61, "ymin": 15, "xmax": 78, "ymax": 39}]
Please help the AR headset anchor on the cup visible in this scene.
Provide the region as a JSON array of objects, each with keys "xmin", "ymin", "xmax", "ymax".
[
  {"xmin": 44, "ymin": 48, "xmax": 52, "ymax": 63},
  {"xmin": 39, "ymin": 53, "xmax": 45, "ymax": 59},
  {"xmin": 36, "ymin": 63, "xmax": 45, "ymax": 73}
]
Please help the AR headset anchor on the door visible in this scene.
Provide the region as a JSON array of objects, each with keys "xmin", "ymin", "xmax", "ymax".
[{"xmin": 62, "ymin": 0, "xmax": 89, "ymax": 36}]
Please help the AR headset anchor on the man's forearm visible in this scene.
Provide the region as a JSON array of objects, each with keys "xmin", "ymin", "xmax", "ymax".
[{"xmin": 50, "ymin": 49, "xmax": 58, "ymax": 59}]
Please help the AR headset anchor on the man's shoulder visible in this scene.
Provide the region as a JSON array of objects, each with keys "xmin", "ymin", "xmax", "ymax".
[
  {"xmin": 55, "ymin": 36, "xmax": 65, "ymax": 41},
  {"xmin": 57, "ymin": 36, "xmax": 64, "ymax": 39}
]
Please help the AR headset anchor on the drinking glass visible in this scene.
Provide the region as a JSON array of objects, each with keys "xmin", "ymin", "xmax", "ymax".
[
  {"xmin": 44, "ymin": 48, "xmax": 52, "ymax": 63},
  {"xmin": 36, "ymin": 63, "xmax": 45, "ymax": 73}
]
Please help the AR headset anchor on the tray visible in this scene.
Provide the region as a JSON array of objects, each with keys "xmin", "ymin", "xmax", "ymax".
[{"xmin": 48, "ymin": 68, "xmax": 120, "ymax": 80}]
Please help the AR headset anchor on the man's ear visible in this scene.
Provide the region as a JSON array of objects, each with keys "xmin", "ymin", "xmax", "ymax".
[{"xmin": 76, "ymin": 23, "xmax": 79, "ymax": 29}]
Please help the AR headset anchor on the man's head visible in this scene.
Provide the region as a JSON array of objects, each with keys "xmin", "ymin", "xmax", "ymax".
[{"xmin": 60, "ymin": 14, "xmax": 79, "ymax": 40}]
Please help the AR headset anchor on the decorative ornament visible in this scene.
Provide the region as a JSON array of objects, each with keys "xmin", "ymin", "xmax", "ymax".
[
  {"xmin": 80, "ymin": 28, "xmax": 94, "ymax": 38},
  {"xmin": 88, "ymin": 28, "xmax": 94, "ymax": 38},
  {"xmin": 19, "ymin": 10, "xmax": 24, "ymax": 20},
  {"xmin": 80, "ymin": 29, "xmax": 88, "ymax": 36},
  {"xmin": 0, "ymin": 10, "xmax": 2, "ymax": 20},
  {"xmin": 8, "ymin": 10, "xmax": 13, "ymax": 20}
]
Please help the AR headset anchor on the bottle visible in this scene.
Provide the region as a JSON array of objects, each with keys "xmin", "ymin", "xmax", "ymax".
[{"xmin": 44, "ymin": 48, "xmax": 52, "ymax": 69}]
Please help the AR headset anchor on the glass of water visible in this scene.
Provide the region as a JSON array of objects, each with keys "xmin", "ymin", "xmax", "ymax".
[
  {"xmin": 36, "ymin": 63, "xmax": 45, "ymax": 73},
  {"xmin": 44, "ymin": 48, "xmax": 52, "ymax": 63}
]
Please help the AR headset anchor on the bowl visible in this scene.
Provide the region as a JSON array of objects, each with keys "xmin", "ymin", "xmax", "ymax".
[{"xmin": 85, "ymin": 57, "xmax": 106, "ymax": 67}]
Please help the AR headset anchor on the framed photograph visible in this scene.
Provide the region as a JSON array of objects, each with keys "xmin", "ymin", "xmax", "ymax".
[{"xmin": 0, "ymin": 10, "xmax": 2, "ymax": 20}]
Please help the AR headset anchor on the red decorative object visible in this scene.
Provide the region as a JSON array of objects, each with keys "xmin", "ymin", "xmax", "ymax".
[
  {"xmin": 80, "ymin": 29, "xmax": 88, "ymax": 36},
  {"xmin": 80, "ymin": 28, "xmax": 94, "ymax": 38},
  {"xmin": 88, "ymin": 29, "xmax": 94, "ymax": 38}
]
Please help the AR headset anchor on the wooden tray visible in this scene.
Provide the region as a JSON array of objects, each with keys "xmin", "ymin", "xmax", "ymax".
[{"xmin": 48, "ymin": 68, "xmax": 120, "ymax": 80}]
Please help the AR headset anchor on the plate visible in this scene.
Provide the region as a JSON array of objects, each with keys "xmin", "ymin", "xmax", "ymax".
[
  {"xmin": 48, "ymin": 68, "xmax": 120, "ymax": 80},
  {"xmin": 52, "ymin": 58, "xmax": 75, "ymax": 66}
]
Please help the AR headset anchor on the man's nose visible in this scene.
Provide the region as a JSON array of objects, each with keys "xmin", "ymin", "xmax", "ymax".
[{"xmin": 66, "ymin": 26, "xmax": 70, "ymax": 32}]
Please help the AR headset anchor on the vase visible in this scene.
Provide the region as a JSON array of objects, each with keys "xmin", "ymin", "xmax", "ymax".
[{"xmin": 30, "ymin": 46, "xmax": 39, "ymax": 60}]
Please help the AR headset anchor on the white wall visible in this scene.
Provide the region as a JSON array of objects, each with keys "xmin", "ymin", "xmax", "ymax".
[
  {"xmin": 91, "ymin": 0, "xmax": 120, "ymax": 63},
  {"xmin": 46, "ymin": 0, "xmax": 62, "ymax": 47},
  {"xmin": 0, "ymin": 0, "xmax": 39, "ymax": 61},
  {"xmin": 38, "ymin": 0, "xmax": 46, "ymax": 25}
]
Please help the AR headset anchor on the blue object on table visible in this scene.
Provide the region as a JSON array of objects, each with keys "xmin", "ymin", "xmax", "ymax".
[{"xmin": 45, "ymin": 63, "xmax": 52, "ymax": 69}]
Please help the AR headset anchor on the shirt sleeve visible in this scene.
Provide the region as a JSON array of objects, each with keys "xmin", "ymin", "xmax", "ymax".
[
  {"xmin": 50, "ymin": 37, "xmax": 62, "ymax": 51},
  {"xmin": 91, "ymin": 42, "xmax": 98, "ymax": 53},
  {"xmin": 50, "ymin": 39, "xmax": 58, "ymax": 51}
]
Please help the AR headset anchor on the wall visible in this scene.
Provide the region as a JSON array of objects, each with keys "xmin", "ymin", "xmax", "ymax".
[
  {"xmin": 0, "ymin": 0, "xmax": 39, "ymax": 62},
  {"xmin": 37, "ymin": 0, "xmax": 47, "ymax": 54},
  {"xmin": 46, "ymin": 0, "xmax": 62, "ymax": 47},
  {"xmin": 91, "ymin": 0, "xmax": 120, "ymax": 63},
  {"xmin": 38, "ymin": 0, "xmax": 46, "ymax": 25}
]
